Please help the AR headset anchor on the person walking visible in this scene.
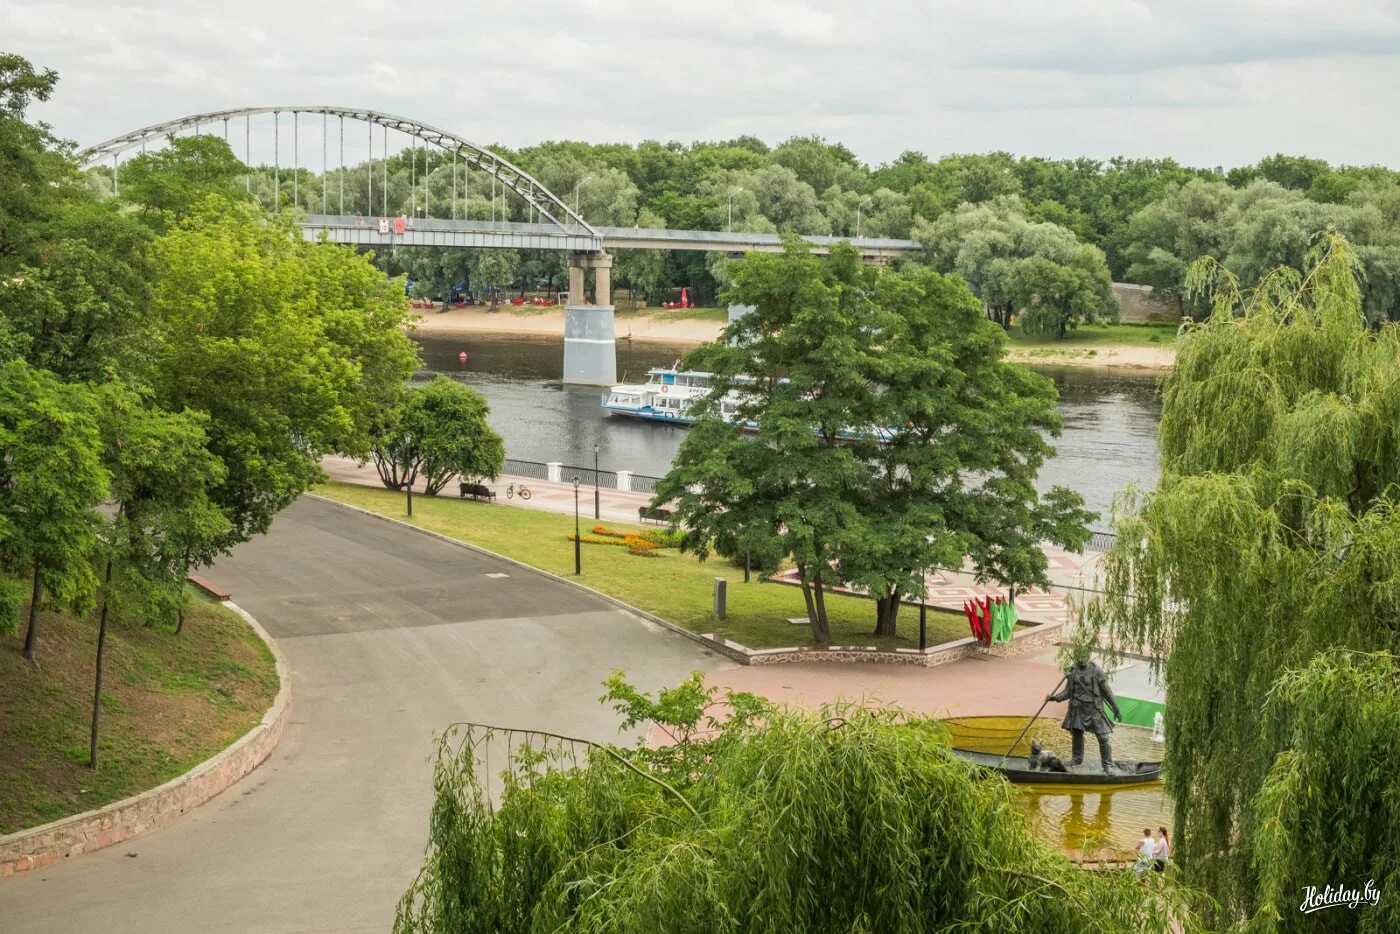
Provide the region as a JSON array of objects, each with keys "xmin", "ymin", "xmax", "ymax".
[
  {"xmin": 1152, "ymin": 826, "xmax": 1171, "ymax": 874},
  {"xmin": 1134, "ymin": 828, "xmax": 1155, "ymax": 878}
]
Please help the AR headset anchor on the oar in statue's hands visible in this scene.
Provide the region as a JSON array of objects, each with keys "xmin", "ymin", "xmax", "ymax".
[{"xmin": 1000, "ymin": 675, "xmax": 1067, "ymax": 769}]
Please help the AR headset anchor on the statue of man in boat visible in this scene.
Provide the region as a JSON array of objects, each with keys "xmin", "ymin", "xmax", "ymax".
[{"xmin": 1047, "ymin": 659, "xmax": 1123, "ymax": 774}]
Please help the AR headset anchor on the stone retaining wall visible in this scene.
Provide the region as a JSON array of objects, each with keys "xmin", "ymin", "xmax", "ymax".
[
  {"xmin": 701, "ymin": 615, "xmax": 1065, "ymax": 668},
  {"xmin": 0, "ymin": 602, "xmax": 290, "ymax": 879}
]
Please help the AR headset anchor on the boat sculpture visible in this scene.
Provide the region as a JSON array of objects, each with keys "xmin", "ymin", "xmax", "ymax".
[{"xmin": 950, "ymin": 748, "xmax": 1162, "ymax": 785}]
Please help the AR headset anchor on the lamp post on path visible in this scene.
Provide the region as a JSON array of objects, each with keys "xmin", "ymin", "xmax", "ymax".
[
  {"xmin": 573, "ymin": 476, "xmax": 582, "ymax": 575},
  {"xmin": 593, "ymin": 442, "xmax": 600, "ymax": 521}
]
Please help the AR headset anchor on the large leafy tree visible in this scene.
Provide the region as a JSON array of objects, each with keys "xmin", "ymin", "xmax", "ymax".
[
  {"xmin": 917, "ymin": 195, "xmax": 1118, "ymax": 334},
  {"xmin": 394, "ymin": 676, "xmax": 1188, "ymax": 933},
  {"xmin": 1089, "ymin": 233, "xmax": 1400, "ymax": 925},
  {"xmin": 371, "ymin": 377, "xmax": 504, "ymax": 496},
  {"xmin": 147, "ymin": 198, "xmax": 419, "ymax": 546},
  {"xmin": 655, "ymin": 242, "xmax": 868, "ymax": 643},
  {"xmin": 843, "ymin": 266, "xmax": 1092, "ymax": 635}
]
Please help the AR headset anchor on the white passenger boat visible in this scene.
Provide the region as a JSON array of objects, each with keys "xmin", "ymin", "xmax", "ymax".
[
  {"xmin": 601, "ymin": 368, "xmax": 736, "ymax": 426},
  {"xmin": 602, "ymin": 367, "xmax": 891, "ymax": 442}
]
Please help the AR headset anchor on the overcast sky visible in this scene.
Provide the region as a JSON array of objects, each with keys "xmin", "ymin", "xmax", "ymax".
[{"xmin": 9, "ymin": 0, "xmax": 1400, "ymax": 170}]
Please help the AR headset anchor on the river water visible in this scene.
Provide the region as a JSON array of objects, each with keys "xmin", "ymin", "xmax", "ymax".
[{"xmin": 413, "ymin": 333, "xmax": 1163, "ymax": 522}]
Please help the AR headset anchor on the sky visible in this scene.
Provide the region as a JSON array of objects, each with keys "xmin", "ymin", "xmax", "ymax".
[{"xmin": 8, "ymin": 0, "xmax": 1400, "ymax": 171}]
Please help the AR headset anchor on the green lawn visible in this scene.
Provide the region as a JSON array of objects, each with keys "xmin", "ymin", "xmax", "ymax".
[
  {"xmin": 1007, "ymin": 322, "xmax": 1181, "ymax": 354},
  {"xmin": 1, "ymin": 595, "xmax": 279, "ymax": 834},
  {"xmin": 615, "ymin": 305, "xmax": 730, "ymax": 323},
  {"xmin": 315, "ymin": 481, "xmax": 969, "ymax": 651}
]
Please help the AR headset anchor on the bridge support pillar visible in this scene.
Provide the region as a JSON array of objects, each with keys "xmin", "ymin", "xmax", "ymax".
[
  {"xmin": 567, "ymin": 250, "xmax": 613, "ymax": 306},
  {"xmin": 568, "ymin": 262, "xmax": 586, "ymax": 306},
  {"xmin": 563, "ymin": 304, "xmax": 617, "ymax": 386}
]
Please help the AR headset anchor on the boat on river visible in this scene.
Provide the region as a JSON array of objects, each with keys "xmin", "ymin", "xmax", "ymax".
[
  {"xmin": 952, "ymin": 748, "xmax": 1163, "ymax": 785},
  {"xmin": 601, "ymin": 367, "xmax": 729, "ymax": 427},
  {"xmin": 601, "ymin": 367, "xmax": 891, "ymax": 442}
]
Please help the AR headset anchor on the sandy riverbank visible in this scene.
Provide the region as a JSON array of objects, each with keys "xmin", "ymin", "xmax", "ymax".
[
  {"xmin": 411, "ymin": 307, "xmax": 1177, "ymax": 370},
  {"xmin": 411, "ymin": 307, "xmax": 725, "ymax": 346}
]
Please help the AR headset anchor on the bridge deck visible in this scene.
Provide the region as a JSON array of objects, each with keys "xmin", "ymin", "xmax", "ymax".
[{"xmin": 300, "ymin": 215, "xmax": 921, "ymax": 257}]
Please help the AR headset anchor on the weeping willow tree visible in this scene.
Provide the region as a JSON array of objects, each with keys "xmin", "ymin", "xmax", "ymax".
[
  {"xmin": 1087, "ymin": 232, "xmax": 1400, "ymax": 926},
  {"xmin": 1250, "ymin": 650, "xmax": 1399, "ymax": 932},
  {"xmin": 394, "ymin": 675, "xmax": 1190, "ymax": 933}
]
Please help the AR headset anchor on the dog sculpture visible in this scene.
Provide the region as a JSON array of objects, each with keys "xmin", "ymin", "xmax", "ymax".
[{"xmin": 1028, "ymin": 740, "xmax": 1069, "ymax": 773}]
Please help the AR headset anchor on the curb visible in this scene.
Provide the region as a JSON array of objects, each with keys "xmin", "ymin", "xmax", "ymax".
[
  {"xmin": 307, "ymin": 494, "xmax": 1066, "ymax": 669},
  {"xmin": 0, "ymin": 600, "xmax": 291, "ymax": 879}
]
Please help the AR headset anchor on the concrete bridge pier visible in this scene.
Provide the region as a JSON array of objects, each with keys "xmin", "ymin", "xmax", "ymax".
[
  {"xmin": 563, "ymin": 251, "xmax": 617, "ymax": 385},
  {"xmin": 563, "ymin": 304, "xmax": 617, "ymax": 385}
]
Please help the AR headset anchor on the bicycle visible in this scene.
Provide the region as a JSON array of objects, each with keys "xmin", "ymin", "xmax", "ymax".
[{"xmin": 506, "ymin": 482, "xmax": 532, "ymax": 500}]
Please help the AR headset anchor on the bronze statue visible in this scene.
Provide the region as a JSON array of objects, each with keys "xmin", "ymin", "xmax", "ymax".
[{"xmin": 1047, "ymin": 659, "xmax": 1123, "ymax": 774}]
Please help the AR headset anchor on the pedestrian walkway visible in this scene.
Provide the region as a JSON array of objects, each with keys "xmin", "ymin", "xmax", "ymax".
[{"xmin": 320, "ymin": 456, "xmax": 658, "ymax": 526}]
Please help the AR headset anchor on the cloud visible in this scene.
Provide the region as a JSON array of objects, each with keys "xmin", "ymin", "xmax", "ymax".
[{"xmin": 5, "ymin": 0, "xmax": 1400, "ymax": 169}]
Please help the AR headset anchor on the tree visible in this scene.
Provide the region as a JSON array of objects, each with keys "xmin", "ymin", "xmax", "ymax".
[
  {"xmin": 1087, "ymin": 233, "xmax": 1400, "ymax": 925},
  {"xmin": 836, "ymin": 264, "xmax": 1091, "ymax": 636},
  {"xmin": 148, "ymin": 198, "xmax": 419, "ymax": 548},
  {"xmin": 0, "ymin": 361, "xmax": 107, "ymax": 658},
  {"xmin": 371, "ymin": 377, "xmax": 504, "ymax": 496},
  {"xmin": 654, "ymin": 242, "xmax": 869, "ymax": 643},
  {"xmin": 0, "ymin": 53, "xmax": 76, "ymax": 270},
  {"xmin": 117, "ymin": 135, "xmax": 251, "ymax": 229},
  {"xmin": 1121, "ymin": 178, "xmax": 1243, "ymax": 315},
  {"xmin": 1250, "ymin": 649, "xmax": 1399, "ymax": 931},
  {"xmin": 917, "ymin": 196, "xmax": 1117, "ymax": 334},
  {"xmin": 87, "ymin": 383, "xmax": 230, "ymax": 767},
  {"xmin": 394, "ymin": 674, "xmax": 1189, "ymax": 933}
]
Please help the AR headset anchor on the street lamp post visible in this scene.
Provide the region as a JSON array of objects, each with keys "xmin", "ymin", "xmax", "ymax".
[
  {"xmin": 856, "ymin": 197, "xmax": 872, "ymax": 239},
  {"xmin": 727, "ymin": 187, "xmax": 744, "ymax": 232},
  {"xmin": 573, "ymin": 175, "xmax": 592, "ymax": 217},
  {"xmin": 593, "ymin": 442, "xmax": 601, "ymax": 521},
  {"xmin": 573, "ymin": 476, "xmax": 582, "ymax": 575}
]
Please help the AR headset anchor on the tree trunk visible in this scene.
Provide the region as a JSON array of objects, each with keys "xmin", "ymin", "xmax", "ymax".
[
  {"xmin": 795, "ymin": 560, "xmax": 821, "ymax": 643},
  {"xmin": 810, "ymin": 568, "xmax": 832, "ymax": 645},
  {"xmin": 89, "ymin": 556, "xmax": 115, "ymax": 769},
  {"xmin": 872, "ymin": 593, "xmax": 900, "ymax": 638},
  {"xmin": 1058, "ymin": 317, "xmax": 1067, "ymax": 340},
  {"xmin": 22, "ymin": 560, "xmax": 42, "ymax": 660}
]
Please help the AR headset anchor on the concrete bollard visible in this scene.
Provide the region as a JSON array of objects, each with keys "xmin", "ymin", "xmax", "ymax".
[
  {"xmin": 714, "ymin": 577, "xmax": 727, "ymax": 619},
  {"xmin": 616, "ymin": 470, "xmax": 632, "ymax": 493},
  {"xmin": 546, "ymin": 462, "xmax": 562, "ymax": 483}
]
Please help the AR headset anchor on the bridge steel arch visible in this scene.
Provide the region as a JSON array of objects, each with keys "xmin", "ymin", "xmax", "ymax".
[{"xmin": 79, "ymin": 106, "xmax": 601, "ymax": 247}]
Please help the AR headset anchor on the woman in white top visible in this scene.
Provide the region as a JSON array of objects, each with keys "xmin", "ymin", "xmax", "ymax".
[
  {"xmin": 1134, "ymin": 828, "xmax": 1155, "ymax": 877},
  {"xmin": 1153, "ymin": 826, "xmax": 1171, "ymax": 873}
]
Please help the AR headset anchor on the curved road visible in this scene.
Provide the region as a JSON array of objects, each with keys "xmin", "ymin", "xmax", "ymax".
[{"xmin": 4, "ymin": 497, "xmax": 726, "ymax": 932}]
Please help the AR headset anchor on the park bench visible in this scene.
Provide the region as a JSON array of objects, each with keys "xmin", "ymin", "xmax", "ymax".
[
  {"xmin": 459, "ymin": 482, "xmax": 497, "ymax": 502},
  {"xmin": 187, "ymin": 574, "xmax": 232, "ymax": 601},
  {"xmin": 638, "ymin": 505, "xmax": 673, "ymax": 524}
]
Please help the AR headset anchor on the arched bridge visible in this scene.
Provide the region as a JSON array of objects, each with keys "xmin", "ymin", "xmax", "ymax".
[{"xmin": 79, "ymin": 107, "xmax": 921, "ymax": 263}]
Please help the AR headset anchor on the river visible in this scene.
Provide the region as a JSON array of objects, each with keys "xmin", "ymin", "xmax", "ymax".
[{"xmin": 413, "ymin": 333, "xmax": 1162, "ymax": 522}]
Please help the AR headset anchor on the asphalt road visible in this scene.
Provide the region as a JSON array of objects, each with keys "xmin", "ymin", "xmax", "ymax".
[{"xmin": 3, "ymin": 496, "xmax": 725, "ymax": 932}]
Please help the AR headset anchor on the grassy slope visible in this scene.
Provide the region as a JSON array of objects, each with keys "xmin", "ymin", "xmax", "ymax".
[
  {"xmin": 0, "ymin": 596, "xmax": 279, "ymax": 834},
  {"xmin": 315, "ymin": 481, "xmax": 969, "ymax": 651}
]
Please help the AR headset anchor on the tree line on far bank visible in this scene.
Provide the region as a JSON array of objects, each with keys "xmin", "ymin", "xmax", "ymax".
[{"xmin": 91, "ymin": 117, "xmax": 1400, "ymax": 336}]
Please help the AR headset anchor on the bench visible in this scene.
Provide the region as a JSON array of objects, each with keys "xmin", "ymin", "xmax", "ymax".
[
  {"xmin": 638, "ymin": 505, "xmax": 673, "ymax": 524},
  {"xmin": 187, "ymin": 574, "xmax": 232, "ymax": 601},
  {"xmin": 459, "ymin": 482, "xmax": 497, "ymax": 502}
]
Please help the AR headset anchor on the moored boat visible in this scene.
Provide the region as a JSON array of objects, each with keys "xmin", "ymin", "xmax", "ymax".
[{"xmin": 952, "ymin": 748, "xmax": 1163, "ymax": 785}]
